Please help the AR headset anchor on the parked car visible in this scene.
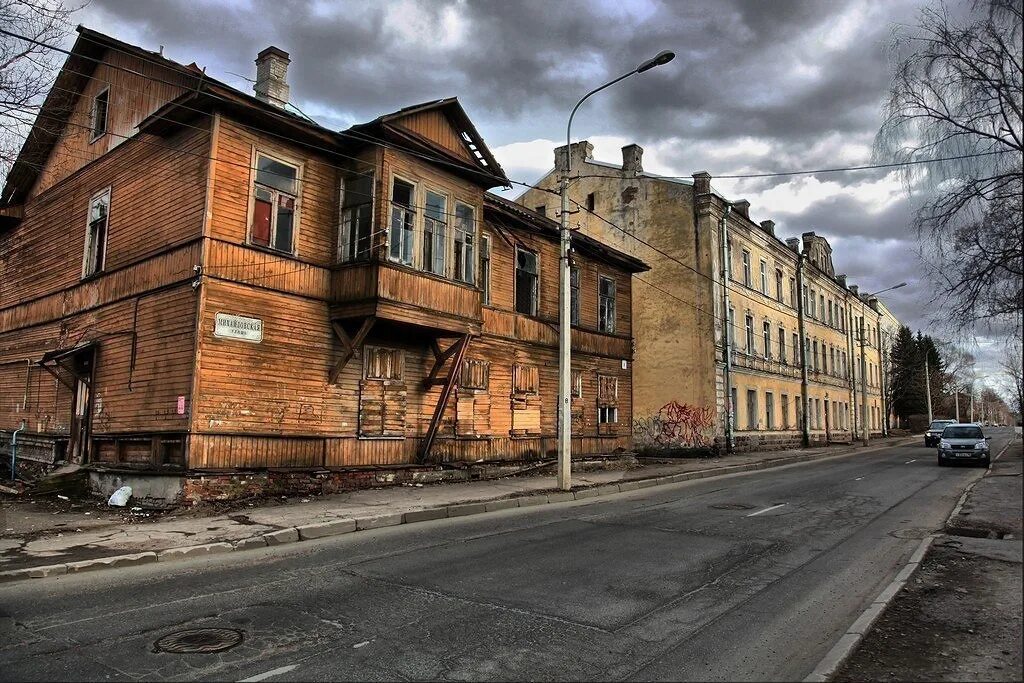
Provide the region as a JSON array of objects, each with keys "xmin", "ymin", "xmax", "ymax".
[
  {"xmin": 937, "ymin": 424, "xmax": 991, "ymax": 467},
  {"xmin": 924, "ymin": 419, "xmax": 958, "ymax": 447}
]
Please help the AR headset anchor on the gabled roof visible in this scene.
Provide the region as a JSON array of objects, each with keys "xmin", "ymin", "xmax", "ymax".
[
  {"xmin": 485, "ymin": 192, "xmax": 649, "ymax": 274},
  {"xmin": 345, "ymin": 97, "xmax": 508, "ymax": 189}
]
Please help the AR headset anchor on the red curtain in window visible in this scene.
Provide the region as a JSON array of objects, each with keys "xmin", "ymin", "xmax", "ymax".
[{"xmin": 252, "ymin": 197, "xmax": 272, "ymax": 246}]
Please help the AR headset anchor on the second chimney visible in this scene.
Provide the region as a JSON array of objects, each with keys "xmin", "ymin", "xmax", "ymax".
[
  {"xmin": 732, "ymin": 199, "xmax": 750, "ymax": 219},
  {"xmin": 255, "ymin": 46, "xmax": 290, "ymax": 108},
  {"xmin": 621, "ymin": 144, "xmax": 643, "ymax": 175},
  {"xmin": 760, "ymin": 220, "xmax": 775, "ymax": 236}
]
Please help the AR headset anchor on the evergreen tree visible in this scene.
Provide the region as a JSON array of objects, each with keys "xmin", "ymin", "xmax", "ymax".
[{"xmin": 890, "ymin": 326, "xmax": 925, "ymax": 422}]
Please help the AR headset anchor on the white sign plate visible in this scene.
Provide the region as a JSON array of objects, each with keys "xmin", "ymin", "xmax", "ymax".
[{"xmin": 214, "ymin": 313, "xmax": 263, "ymax": 343}]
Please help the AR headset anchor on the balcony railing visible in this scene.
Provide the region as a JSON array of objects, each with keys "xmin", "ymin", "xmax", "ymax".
[{"xmin": 731, "ymin": 350, "xmax": 801, "ymax": 379}]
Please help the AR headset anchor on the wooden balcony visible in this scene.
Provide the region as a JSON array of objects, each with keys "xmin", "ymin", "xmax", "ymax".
[{"xmin": 330, "ymin": 260, "xmax": 482, "ymax": 334}]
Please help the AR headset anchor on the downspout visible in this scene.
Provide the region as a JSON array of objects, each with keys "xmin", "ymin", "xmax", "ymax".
[
  {"xmin": 796, "ymin": 251, "xmax": 810, "ymax": 447},
  {"xmin": 10, "ymin": 421, "xmax": 26, "ymax": 482},
  {"xmin": 719, "ymin": 204, "xmax": 734, "ymax": 453},
  {"xmin": 845, "ymin": 291, "xmax": 857, "ymax": 438}
]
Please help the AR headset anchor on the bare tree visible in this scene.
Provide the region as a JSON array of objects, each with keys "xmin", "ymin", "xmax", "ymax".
[
  {"xmin": 0, "ymin": 0, "xmax": 78, "ymax": 180},
  {"xmin": 998, "ymin": 337, "xmax": 1023, "ymax": 420},
  {"xmin": 876, "ymin": 0, "xmax": 1023, "ymax": 333}
]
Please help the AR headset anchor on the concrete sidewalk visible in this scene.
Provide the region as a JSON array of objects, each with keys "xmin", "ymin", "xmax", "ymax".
[{"xmin": 0, "ymin": 437, "xmax": 912, "ymax": 582}]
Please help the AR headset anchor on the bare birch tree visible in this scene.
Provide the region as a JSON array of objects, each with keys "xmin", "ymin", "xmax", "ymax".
[
  {"xmin": 0, "ymin": 0, "xmax": 78, "ymax": 180},
  {"xmin": 876, "ymin": 0, "xmax": 1023, "ymax": 333}
]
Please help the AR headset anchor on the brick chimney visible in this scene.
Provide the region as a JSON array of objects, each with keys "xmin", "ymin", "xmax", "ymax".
[
  {"xmin": 836, "ymin": 274, "xmax": 847, "ymax": 288},
  {"xmin": 732, "ymin": 199, "xmax": 750, "ymax": 219},
  {"xmin": 692, "ymin": 171, "xmax": 711, "ymax": 195},
  {"xmin": 760, "ymin": 220, "xmax": 775, "ymax": 236},
  {"xmin": 621, "ymin": 144, "xmax": 643, "ymax": 175},
  {"xmin": 785, "ymin": 237, "xmax": 800, "ymax": 252},
  {"xmin": 255, "ymin": 46, "xmax": 290, "ymax": 108},
  {"xmin": 849, "ymin": 284, "xmax": 859, "ymax": 297},
  {"xmin": 554, "ymin": 141, "xmax": 594, "ymax": 174}
]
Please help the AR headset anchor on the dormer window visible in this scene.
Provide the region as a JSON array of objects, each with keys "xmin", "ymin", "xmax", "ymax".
[
  {"xmin": 90, "ymin": 88, "xmax": 108, "ymax": 141},
  {"xmin": 251, "ymin": 153, "xmax": 298, "ymax": 254}
]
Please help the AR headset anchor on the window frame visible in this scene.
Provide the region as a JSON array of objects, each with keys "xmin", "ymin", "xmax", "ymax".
[
  {"xmin": 453, "ymin": 202, "xmax": 476, "ymax": 284},
  {"xmin": 598, "ymin": 274, "xmax": 616, "ymax": 333},
  {"xmin": 514, "ymin": 246, "xmax": 539, "ymax": 316},
  {"xmin": 82, "ymin": 186, "xmax": 111, "ymax": 279},
  {"xmin": 480, "ymin": 233, "xmax": 492, "ymax": 305},
  {"xmin": 422, "ymin": 188, "xmax": 449, "ymax": 276},
  {"xmin": 759, "ymin": 259, "xmax": 768, "ymax": 294},
  {"xmin": 338, "ymin": 172, "xmax": 375, "ymax": 262},
  {"xmin": 742, "ymin": 250, "xmax": 752, "ymax": 287},
  {"xmin": 90, "ymin": 87, "xmax": 109, "ymax": 143},
  {"xmin": 459, "ymin": 358, "xmax": 490, "ymax": 391},
  {"xmin": 363, "ymin": 346, "xmax": 405, "ymax": 381},
  {"xmin": 570, "ymin": 266, "xmax": 581, "ymax": 326},
  {"xmin": 248, "ymin": 149, "xmax": 302, "ymax": 256},
  {"xmin": 512, "ymin": 363, "xmax": 539, "ymax": 395},
  {"xmin": 388, "ymin": 174, "xmax": 417, "ymax": 266}
]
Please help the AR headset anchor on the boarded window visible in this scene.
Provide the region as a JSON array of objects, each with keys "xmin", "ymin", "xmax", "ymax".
[
  {"xmin": 364, "ymin": 347, "xmax": 404, "ymax": 381},
  {"xmin": 459, "ymin": 359, "xmax": 489, "ymax": 391},
  {"xmin": 512, "ymin": 364, "xmax": 539, "ymax": 395},
  {"xmin": 571, "ymin": 369, "xmax": 583, "ymax": 398},
  {"xmin": 598, "ymin": 374, "xmax": 620, "ymax": 427}
]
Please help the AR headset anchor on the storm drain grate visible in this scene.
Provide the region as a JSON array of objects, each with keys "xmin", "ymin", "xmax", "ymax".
[
  {"xmin": 155, "ymin": 628, "xmax": 244, "ymax": 654},
  {"xmin": 710, "ymin": 503, "xmax": 756, "ymax": 510}
]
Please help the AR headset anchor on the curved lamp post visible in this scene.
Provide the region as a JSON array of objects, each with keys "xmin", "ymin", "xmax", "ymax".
[{"xmin": 557, "ymin": 50, "xmax": 675, "ymax": 491}]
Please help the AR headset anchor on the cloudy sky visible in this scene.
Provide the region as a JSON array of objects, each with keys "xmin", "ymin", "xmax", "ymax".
[{"xmin": 65, "ymin": 0, "xmax": 1013, "ymax": 391}]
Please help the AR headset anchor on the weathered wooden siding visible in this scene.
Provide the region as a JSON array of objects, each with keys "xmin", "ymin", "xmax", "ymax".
[
  {"xmin": 31, "ymin": 49, "xmax": 195, "ymax": 198},
  {"xmin": 0, "ymin": 124, "xmax": 209, "ymax": 309},
  {"xmin": 396, "ymin": 109, "xmax": 475, "ymax": 163}
]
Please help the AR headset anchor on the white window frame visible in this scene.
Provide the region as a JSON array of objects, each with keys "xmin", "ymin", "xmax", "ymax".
[
  {"xmin": 742, "ymin": 250, "xmax": 751, "ymax": 287},
  {"xmin": 422, "ymin": 188, "xmax": 449, "ymax": 276},
  {"xmin": 453, "ymin": 202, "xmax": 476, "ymax": 284},
  {"xmin": 759, "ymin": 259, "xmax": 768, "ymax": 294},
  {"xmin": 515, "ymin": 246, "xmax": 539, "ymax": 316},
  {"xmin": 82, "ymin": 187, "xmax": 111, "ymax": 278},
  {"xmin": 598, "ymin": 274, "xmax": 616, "ymax": 333},
  {"xmin": 248, "ymin": 149, "xmax": 302, "ymax": 255}
]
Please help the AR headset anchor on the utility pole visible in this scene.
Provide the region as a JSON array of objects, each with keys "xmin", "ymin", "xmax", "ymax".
[
  {"xmin": 925, "ymin": 357, "xmax": 933, "ymax": 423},
  {"xmin": 860, "ymin": 315, "xmax": 868, "ymax": 445},
  {"xmin": 970, "ymin": 384, "xmax": 974, "ymax": 422},
  {"xmin": 719, "ymin": 204, "xmax": 735, "ymax": 453},
  {"xmin": 556, "ymin": 50, "xmax": 674, "ymax": 491},
  {"xmin": 954, "ymin": 387, "xmax": 960, "ymax": 422}
]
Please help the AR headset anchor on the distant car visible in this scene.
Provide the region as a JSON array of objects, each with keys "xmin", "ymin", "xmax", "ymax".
[
  {"xmin": 924, "ymin": 419, "xmax": 958, "ymax": 447},
  {"xmin": 937, "ymin": 424, "xmax": 991, "ymax": 467}
]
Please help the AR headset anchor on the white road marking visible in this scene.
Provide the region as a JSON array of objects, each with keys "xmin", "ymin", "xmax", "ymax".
[
  {"xmin": 854, "ymin": 477, "xmax": 864, "ymax": 481},
  {"xmin": 905, "ymin": 459, "xmax": 916, "ymax": 464},
  {"xmin": 747, "ymin": 503, "xmax": 787, "ymax": 517},
  {"xmin": 238, "ymin": 665, "xmax": 299, "ymax": 682},
  {"xmin": 353, "ymin": 640, "xmax": 372, "ymax": 649}
]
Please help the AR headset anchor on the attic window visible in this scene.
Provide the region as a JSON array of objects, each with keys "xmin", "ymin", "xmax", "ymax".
[
  {"xmin": 90, "ymin": 88, "xmax": 109, "ymax": 141},
  {"xmin": 586, "ymin": 193, "xmax": 596, "ymax": 211}
]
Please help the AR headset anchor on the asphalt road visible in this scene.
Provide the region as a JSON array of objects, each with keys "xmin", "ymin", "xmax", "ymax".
[{"xmin": 1, "ymin": 429, "xmax": 1015, "ymax": 682}]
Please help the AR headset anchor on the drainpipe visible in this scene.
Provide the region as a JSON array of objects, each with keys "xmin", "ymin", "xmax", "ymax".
[
  {"xmin": 10, "ymin": 421, "xmax": 26, "ymax": 482},
  {"xmin": 719, "ymin": 204, "xmax": 734, "ymax": 453},
  {"xmin": 845, "ymin": 292, "xmax": 857, "ymax": 438},
  {"xmin": 796, "ymin": 251, "xmax": 810, "ymax": 447}
]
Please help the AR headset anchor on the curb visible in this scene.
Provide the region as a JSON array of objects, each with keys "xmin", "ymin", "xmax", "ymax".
[
  {"xmin": 0, "ymin": 437, "xmax": 913, "ymax": 585},
  {"xmin": 804, "ymin": 534, "xmax": 935, "ymax": 682}
]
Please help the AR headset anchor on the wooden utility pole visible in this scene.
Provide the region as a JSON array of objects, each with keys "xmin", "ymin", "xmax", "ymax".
[{"xmin": 925, "ymin": 357, "xmax": 933, "ymax": 423}]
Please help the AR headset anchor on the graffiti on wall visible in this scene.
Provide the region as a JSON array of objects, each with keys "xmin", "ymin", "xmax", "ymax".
[{"xmin": 633, "ymin": 401, "xmax": 716, "ymax": 448}]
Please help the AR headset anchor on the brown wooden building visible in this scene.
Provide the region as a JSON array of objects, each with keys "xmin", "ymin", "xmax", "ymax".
[{"xmin": 0, "ymin": 28, "xmax": 647, "ymax": 503}]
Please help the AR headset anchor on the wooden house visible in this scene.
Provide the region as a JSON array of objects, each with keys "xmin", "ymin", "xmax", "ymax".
[{"xmin": 0, "ymin": 28, "xmax": 647, "ymax": 503}]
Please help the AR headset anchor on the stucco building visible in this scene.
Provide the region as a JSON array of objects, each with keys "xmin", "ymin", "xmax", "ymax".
[{"xmin": 519, "ymin": 142, "xmax": 896, "ymax": 451}]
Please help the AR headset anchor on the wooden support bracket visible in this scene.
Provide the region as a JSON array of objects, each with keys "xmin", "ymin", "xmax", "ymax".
[
  {"xmin": 424, "ymin": 337, "xmax": 462, "ymax": 387},
  {"xmin": 419, "ymin": 333, "xmax": 472, "ymax": 463},
  {"xmin": 329, "ymin": 316, "xmax": 375, "ymax": 384}
]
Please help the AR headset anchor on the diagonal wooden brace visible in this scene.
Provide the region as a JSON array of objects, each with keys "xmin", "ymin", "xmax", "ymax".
[
  {"xmin": 329, "ymin": 316, "xmax": 375, "ymax": 384},
  {"xmin": 419, "ymin": 334, "xmax": 471, "ymax": 463}
]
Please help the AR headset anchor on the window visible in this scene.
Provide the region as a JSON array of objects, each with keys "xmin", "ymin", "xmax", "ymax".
[
  {"xmin": 515, "ymin": 248, "xmax": 539, "ymax": 315},
  {"xmin": 778, "ymin": 327, "xmax": 787, "ymax": 364},
  {"xmin": 745, "ymin": 314, "xmax": 755, "ymax": 353},
  {"xmin": 728, "ymin": 306, "xmax": 736, "ymax": 347},
  {"xmin": 809, "ymin": 289, "xmax": 817, "ymax": 318},
  {"xmin": 792, "ymin": 332, "xmax": 800, "ymax": 365},
  {"xmin": 813, "ymin": 340, "xmax": 819, "ymax": 371},
  {"xmin": 728, "ymin": 241, "xmax": 734, "ymax": 280},
  {"xmin": 453, "ymin": 203, "xmax": 475, "ymax": 283},
  {"xmin": 730, "ymin": 387, "xmax": 738, "ymax": 429},
  {"xmin": 570, "ymin": 266, "xmax": 581, "ymax": 326},
  {"xmin": 459, "ymin": 359, "xmax": 489, "ymax": 390},
  {"xmin": 535, "ymin": 205, "xmax": 546, "ymax": 217},
  {"xmin": 790, "ymin": 277, "xmax": 797, "ymax": 307},
  {"xmin": 586, "ymin": 192, "xmax": 596, "ymax": 211},
  {"xmin": 364, "ymin": 347, "xmax": 404, "ymax": 381},
  {"xmin": 480, "ymin": 234, "xmax": 491, "ymax": 305},
  {"xmin": 598, "ymin": 375, "xmax": 618, "ymax": 424},
  {"xmin": 512, "ymin": 364, "xmax": 539, "ymax": 394},
  {"xmin": 781, "ymin": 394, "xmax": 790, "ymax": 429},
  {"xmin": 598, "ymin": 276, "xmax": 616, "ymax": 333},
  {"xmin": 571, "ymin": 369, "xmax": 583, "ymax": 398},
  {"xmin": 746, "ymin": 389, "xmax": 758, "ymax": 430},
  {"xmin": 389, "ymin": 178, "xmax": 415, "ymax": 264},
  {"xmin": 760, "ymin": 259, "xmax": 768, "ymax": 294},
  {"xmin": 763, "ymin": 321, "xmax": 771, "ymax": 358},
  {"xmin": 742, "ymin": 250, "xmax": 751, "ymax": 286},
  {"xmin": 252, "ymin": 153, "xmax": 298, "ymax": 253},
  {"xmin": 766, "ymin": 392, "xmax": 775, "ymax": 430},
  {"xmin": 819, "ymin": 294, "xmax": 825, "ymax": 320},
  {"xmin": 90, "ymin": 88, "xmax": 108, "ymax": 140},
  {"xmin": 828, "ymin": 300, "xmax": 834, "ymax": 326},
  {"xmin": 775, "ymin": 269, "xmax": 784, "ymax": 302},
  {"xmin": 423, "ymin": 190, "xmax": 447, "ymax": 275},
  {"xmin": 340, "ymin": 173, "xmax": 374, "ymax": 261},
  {"xmin": 83, "ymin": 188, "xmax": 110, "ymax": 277},
  {"xmin": 829, "ymin": 347, "xmax": 836, "ymax": 375}
]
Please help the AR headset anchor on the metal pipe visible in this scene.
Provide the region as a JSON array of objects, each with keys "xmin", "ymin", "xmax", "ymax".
[
  {"xmin": 860, "ymin": 315, "xmax": 869, "ymax": 445},
  {"xmin": 719, "ymin": 204, "xmax": 735, "ymax": 452},
  {"xmin": 796, "ymin": 251, "xmax": 810, "ymax": 447},
  {"xmin": 10, "ymin": 421, "xmax": 26, "ymax": 482}
]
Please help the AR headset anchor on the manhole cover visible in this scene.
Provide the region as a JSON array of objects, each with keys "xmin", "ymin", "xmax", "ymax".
[
  {"xmin": 154, "ymin": 628, "xmax": 244, "ymax": 654},
  {"xmin": 710, "ymin": 503, "xmax": 756, "ymax": 510}
]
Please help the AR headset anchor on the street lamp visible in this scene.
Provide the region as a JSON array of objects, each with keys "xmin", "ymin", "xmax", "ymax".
[
  {"xmin": 859, "ymin": 282, "xmax": 907, "ymax": 445},
  {"xmin": 556, "ymin": 50, "xmax": 675, "ymax": 491}
]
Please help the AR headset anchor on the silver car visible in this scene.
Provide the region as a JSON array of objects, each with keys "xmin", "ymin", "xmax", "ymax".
[
  {"xmin": 924, "ymin": 419, "xmax": 958, "ymax": 447},
  {"xmin": 936, "ymin": 424, "xmax": 991, "ymax": 467}
]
